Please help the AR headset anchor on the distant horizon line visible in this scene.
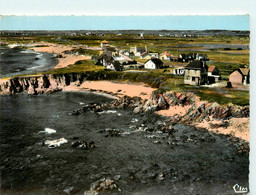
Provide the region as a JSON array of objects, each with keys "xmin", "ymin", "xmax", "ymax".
[{"xmin": 1, "ymin": 15, "xmax": 249, "ymax": 31}]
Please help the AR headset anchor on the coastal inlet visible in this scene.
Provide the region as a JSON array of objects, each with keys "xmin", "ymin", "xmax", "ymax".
[
  {"xmin": 0, "ymin": 46, "xmax": 58, "ymax": 78},
  {"xmin": 0, "ymin": 92, "xmax": 249, "ymax": 195}
]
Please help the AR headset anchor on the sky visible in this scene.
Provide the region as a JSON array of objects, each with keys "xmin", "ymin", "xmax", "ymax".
[{"xmin": 0, "ymin": 15, "xmax": 249, "ymax": 31}]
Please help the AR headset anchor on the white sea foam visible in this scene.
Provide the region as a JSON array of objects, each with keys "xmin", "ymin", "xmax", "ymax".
[
  {"xmin": 131, "ymin": 118, "xmax": 138, "ymax": 123},
  {"xmin": 20, "ymin": 50, "xmax": 36, "ymax": 54},
  {"xmin": 79, "ymin": 102, "xmax": 85, "ymax": 105},
  {"xmin": 26, "ymin": 64, "xmax": 45, "ymax": 70},
  {"xmin": 99, "ymin": 110, "xmax": 118, "ymax": 114},
  {"xmin": 36, "ymin": 53, "xmax": 43, "ymax": 57},
  {"xmin": 38, "ymin": 128, "xmax": 56, "ymax": 135},
  {"xmin": 45, "ymin": 138, "xmax": 68, "ymax": 148}
]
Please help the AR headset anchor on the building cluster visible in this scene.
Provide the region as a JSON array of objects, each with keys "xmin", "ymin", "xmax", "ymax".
[
  {"xmin": 175, "ymin": 53, "xmax": 209, "ymax": 62},
  {"xmin": 183, "ymin": 61, "xmax": 249, "ymax": 86},
  {"xmin": 94, "ymin": 40, "xmax": 250, "ymax": 86},
  {"xmin": 96, "ymin": 41, "xmax": 166, "ymax": 71}
]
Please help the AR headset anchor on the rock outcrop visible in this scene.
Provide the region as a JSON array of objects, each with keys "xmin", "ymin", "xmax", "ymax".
[
  {"xmin": 101, "ymin": 91, "xmax": 249, "ymax": 126},
  {"xmin": 0, "ymin": 73, "xmax": 92, "ymax": 95},
  {"xmin": 145, "ymin": 92, "xmax": 249, "ymax": 122}
]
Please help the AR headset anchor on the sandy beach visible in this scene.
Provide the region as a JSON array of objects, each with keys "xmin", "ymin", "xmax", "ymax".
[
  {"xmin": 32, "ymin": 43, "xmax": 91, "ymax": 69},
  {"xmin": 64, "ymin": 80, "xmax": 156, "ymax": 100}
]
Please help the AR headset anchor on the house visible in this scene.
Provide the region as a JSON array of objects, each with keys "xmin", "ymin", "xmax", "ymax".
[
  {"xmin": 104, "ymin": 46, "xmax": 119, "ymax": 56},
  {"xmin": 95, "ymin": 53, "xmax": 121, "ymax": 71},
  {"xmin": 178, "ymin": 53, "xmax": 208, "ymax": 63},
  {"xmin": 100, "ymin": 40, "xmax": 109, "ymax": 48},
  {"xmin": 229, "ymin": 68, "xmax": 250, "ymax": 85},
  {"xmin": 178, "ymin": 54, "xmax": 188, "ymax": 62},
  {"xmin": 187, "ymin": 53, "xmax": 197, "ymax": 61},
  {"xmin": 114, "ymin": 56, "xmax": 137, "ymax": 65},
  {"xmin": 173, "ymin": 67, "xmax": 185, "ymax": 75},
  {"xmin": 140, "ymin": 52, "xmax": 152, "ymax": 59},
  {"xmin": 95, "ymin": 53, "xmax": 114, "ymax": 66},
  {"xmin": 184, "ymin": 60, "xmax": 208, "ymax": 85},
  {"xmin": 130, "ymin": 46, "xmax": 147, "ymax": 56},
  {"xmin": 140, "ymin": 52, "xmax": 159, "ymax": 59},
  {"xmin": 178, "ymin": 53, "xmax": 197, "ymax": 62},
  {"xmin": 208, "ymin": 66, "xmax": 221, "ymax": 83},
  {"xmin": 196, "ymin": 54, "xmax": 209, "ymax": 61},
  {"xmin": 144, "ymin": 58, "xmax": 164, "ymax": 69},
  {"xmin": 106, "ymin": 61, "xmax": 122, "ymax": 71},
  {"xmin": 120, "ymin": 50, "xmax": 130, "ymax": 56},
  {"xmin": 149, "ymin": 52, "xmax": 159, "ymax": 59},
  {"xmin": 160, "ymin": 51, "xmax": 171, "ymax": 60}
]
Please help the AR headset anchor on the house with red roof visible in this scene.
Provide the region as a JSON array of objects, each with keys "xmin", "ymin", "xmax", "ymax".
[
  {"xmin": 140, "ymin": 52, "xmax": 151, "ymax": 59},
  {"xmin": 207, "ymin": 66, "xmax": 221, "ymax": 83},
  {"xmin": 160, "ymin": 51, "xmax": 171, "ymax": 60}
]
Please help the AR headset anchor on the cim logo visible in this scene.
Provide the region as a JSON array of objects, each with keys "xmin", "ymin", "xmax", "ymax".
[{"xmin": 233, "ymin": 184, "xmax": 248, "ymax": 193}]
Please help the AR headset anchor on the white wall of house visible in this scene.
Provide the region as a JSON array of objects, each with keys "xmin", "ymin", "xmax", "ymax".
[
  {"xmin": 149, "ymin": 53, "xmax": 159, "ymax": 58},
  {"xmin": 161, "ymin": 55, "xmax": 170, "ymax": 60},
  {"xmin": 135, "ymin": 52, "xmax": 142, "ymax": 56},
  {"xmin": 145, "ymin": 60, "xmax": 157, "ymax": 69},
  {"xmin": 208, "ymin": 72, "xmax": 213, "ymax": 76}
]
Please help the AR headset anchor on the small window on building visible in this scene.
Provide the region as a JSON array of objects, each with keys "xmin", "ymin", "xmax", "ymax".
[{"xmin": 192, "ymin": 77, "xmax": 196, "ymax": 81}]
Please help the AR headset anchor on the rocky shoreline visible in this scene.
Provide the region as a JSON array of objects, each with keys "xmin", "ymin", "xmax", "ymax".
[{"xmin": 0, "ymin": 74, "xmax": 250, "ymax": 142}]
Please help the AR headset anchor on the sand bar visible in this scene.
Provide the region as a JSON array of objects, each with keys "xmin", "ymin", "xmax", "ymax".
[{"xmin": 32, "ymin": 43, "xmax": 91, "ymax": 69}]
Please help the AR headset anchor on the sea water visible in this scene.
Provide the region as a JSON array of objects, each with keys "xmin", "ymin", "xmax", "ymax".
[
  {"xmin": 0, "ymin": 91, "xmax": 249, "ymax": 195},
  {"xmin": 0, "ymin": 46, "xmax": 58, "ymax": 77}
]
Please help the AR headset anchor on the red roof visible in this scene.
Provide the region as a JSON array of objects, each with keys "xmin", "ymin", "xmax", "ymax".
[
  {"xmin": 165, "ymin": 52, "xmax": 171, "ymax": 56},
  {"xmin": 140, "ymin": 52, "xmax": 148, "ymax": 56},
  {"xmin": 161, "ymin": 51, "xmax": 171, "ymax": 56},
  {"xmin": 208, "ymin": 66, "xmax": 216, "ymax": 72}
]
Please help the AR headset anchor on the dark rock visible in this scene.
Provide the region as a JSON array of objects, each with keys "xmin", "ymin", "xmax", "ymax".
[{"xmin": 71, "ymin": 140, "xmax": 95, "ymax": 149}]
